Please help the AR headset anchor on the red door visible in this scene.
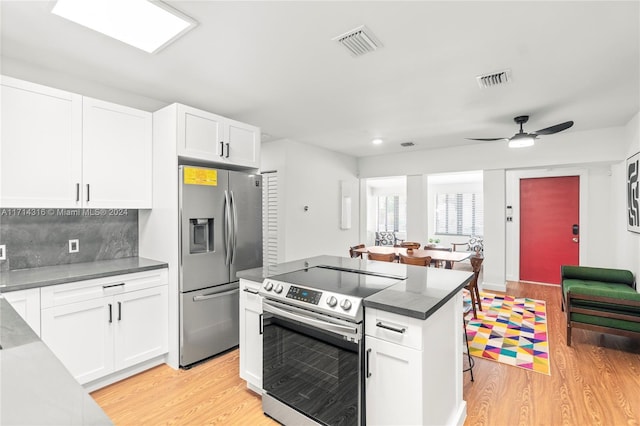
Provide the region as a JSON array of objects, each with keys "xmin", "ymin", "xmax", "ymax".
[{"xmin": 520, "ymin": 176, "xmax": 579, "ymax": 284}]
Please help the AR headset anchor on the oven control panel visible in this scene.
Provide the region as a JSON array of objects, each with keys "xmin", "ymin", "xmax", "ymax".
[
  {"xmin": 260, "ymin": 279, "xmax": 363, "ymax": 321},
  {"xmin": 286, "ymin": 286, "xmax": 322, "ymax": 305}
]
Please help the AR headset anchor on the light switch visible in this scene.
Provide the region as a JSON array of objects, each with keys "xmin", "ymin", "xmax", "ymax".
[{"xmin": 69, "ymin": 239, "xmax": 79, "ymax": 253}]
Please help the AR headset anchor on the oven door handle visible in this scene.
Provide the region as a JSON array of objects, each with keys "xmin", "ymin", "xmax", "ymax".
[{"xmin": 263, "ymin": 302, "xmax": 359, "ymax": 339}]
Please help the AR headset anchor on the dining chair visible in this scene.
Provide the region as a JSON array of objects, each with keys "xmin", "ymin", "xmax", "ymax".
[
  {"xmin": 374, "ymin": 231, "xmax": 397, "ymax": 246},
  {"xmin": 367, "ymin": 251, "xmax": 396, "ymax": 263},
  {"xmin": 349, "ymin": 244, "xmax": 365, "ymax": 258},
  {"xmin": 424, "ymin": 245, "xmax": 453, "ymax": 268},
  {"xmin": 398, "ymin": 254, "xmax": 431, "ymax": 266},
  {"xmin": 465, "ymin": 256, "xmax": 484, "ymax": 318},
  {"xmin": 397, "ymin": 241, "xmax": 421, "ymax": 249}
]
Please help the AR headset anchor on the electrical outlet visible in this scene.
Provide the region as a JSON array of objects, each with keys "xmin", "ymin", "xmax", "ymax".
[
  {"xmin": 0, "ymin": 244, "xmax": 6, "ymax": 260},
  {"xmin": 68, "ymin": 239, "xmax": 79, "ymax": 253}
]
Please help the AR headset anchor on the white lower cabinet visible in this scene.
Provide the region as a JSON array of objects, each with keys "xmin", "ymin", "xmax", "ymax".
[
  {"xmin": 40, "ymin": 269, "xmax": 168, "ymax": 385},
  {"xmin": 3, "ymin": 288, "xmax": 41, "ymax": 336},
  {"xmin": 239, "ymin": 279, "xmax": 262, "ymax": 392},
  {"xmin": 41, "ymin": 297, "xmax": 113, "ymax": 384},
  {"xmin": 365, "ymin": 296, "xmax": 463, "ymax": 426},
  {"xmin": 365, "ymin": 336, "xmax": 423, "ymax": 425}
]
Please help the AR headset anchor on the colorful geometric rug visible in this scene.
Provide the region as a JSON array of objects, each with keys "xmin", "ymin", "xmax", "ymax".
[{"xmin": 465, "ymin": 292, "xmax": 550, "ymax": 375}]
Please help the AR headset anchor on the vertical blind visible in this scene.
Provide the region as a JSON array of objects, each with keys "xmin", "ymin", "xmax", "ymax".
[
  {"xmin": 435, "ymin": 193, "xmax": 483, "ymax": 236},
  {"xmin": 262, "ymin": 171, "xmax": 279, "ymax": 267}
]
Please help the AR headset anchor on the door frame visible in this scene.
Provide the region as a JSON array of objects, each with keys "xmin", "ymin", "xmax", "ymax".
[{"xmin": 505, "ymin": 168, "xmax": 588, "ymax": 282}]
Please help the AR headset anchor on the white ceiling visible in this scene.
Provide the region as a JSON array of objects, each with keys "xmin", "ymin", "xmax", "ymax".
[{"xmin": 1, "ymin": 1, "xmax": 638, "ymax": 158}]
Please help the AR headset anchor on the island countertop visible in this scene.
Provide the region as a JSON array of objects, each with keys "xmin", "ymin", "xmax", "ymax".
[
  {"xmin": 237, "ymin": 255, "xmax": 473, "ymax": 320},
  {"xmin": 0, "ymin": 297, "xmax": 112, "ymax": 425},
  {"xmin": 0, "ymin": 257, "xmax": 168, "ymax": 293}
]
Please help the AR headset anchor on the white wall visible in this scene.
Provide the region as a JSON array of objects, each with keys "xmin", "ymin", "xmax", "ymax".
[
  {"xmin": 483, "ymin": 170, "xmax": 506, "ymax": 292},
  {"xmin": 406, "ymin": 175, "xmax": 428, "ymax": 244},
  {"xmin": 261, "ymin": 139, "xmax": 359, "ymax": 261},
  {"xmin": 613, "ymin": 112, "xmax": 640, "ymax": 284}
]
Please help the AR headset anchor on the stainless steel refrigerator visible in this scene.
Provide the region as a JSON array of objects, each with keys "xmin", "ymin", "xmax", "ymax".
[{"xmin": 178, "ymin": 165, "xmax": 262, "ymax": 367}]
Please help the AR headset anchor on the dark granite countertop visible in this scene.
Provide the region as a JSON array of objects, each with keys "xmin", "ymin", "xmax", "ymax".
[
  {"xmin": 364, "ymin": 266, "xmax": 473, "ymax": 320},
  {"xmin": 0, "ymin": 257, "xmax": 168, "ymax": 292},
  {"xmin": 237, "ymin": 255, "xmax": 473, "ymax": 320},
  {"xmin": 0, "ymin": 298, "xmax": 112, "ymax": 425}
]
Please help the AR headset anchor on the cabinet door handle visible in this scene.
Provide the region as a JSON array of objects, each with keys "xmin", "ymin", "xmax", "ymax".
[
  {"xmin": 103, "ymin": 283, "xmax": 125, "ymax": 289},
  {"xmin": 259, "ymin": 313, "xmax": 263, "ymax": 335},
  {"xmin": 220, "ymin": 141, "xmax": 225, "ymax": 157},
  {"xmin": 86, "ymin": 184, "xmax": 90, "ymax": 202},
  {"xmin": 225, "ymin": 142, "xmax": 230, "ymax": 158},
  {"xmin": 243, "ymin": 287, "xmax": 259, "ymax": 294},
  {"xmin": 108, "ymin": 303, "xmax": 113, "ymax": 323},
  {"xmin": 118, "ymin": 301, "xmax": 122, "ymax": 321},
  {"xmin": 366, "ymin": 348, "xmax": 372, "ymax": 378},
  {"xmin": 75, "ymin": 183, "xmax": 80, "ymax": 202},
  {"xmin": 376, "ymin": 321, "xmax": 406, "ymax": 334}
]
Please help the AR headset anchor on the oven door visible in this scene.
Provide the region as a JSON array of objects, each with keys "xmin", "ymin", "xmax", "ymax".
[{"xmin": 262, "ymin": 299, "xmax": 363, "ymax": 426}]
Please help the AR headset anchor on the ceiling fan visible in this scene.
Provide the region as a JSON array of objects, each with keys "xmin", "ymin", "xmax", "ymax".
[{"xmin": 467, "ymin": 115, "xmax": 574, "ymax": 148}]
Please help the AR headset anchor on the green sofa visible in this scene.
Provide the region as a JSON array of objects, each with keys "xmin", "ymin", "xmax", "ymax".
[{"xmin": 561, "ymin": 265, "xmax": 640, "ymax": 346}]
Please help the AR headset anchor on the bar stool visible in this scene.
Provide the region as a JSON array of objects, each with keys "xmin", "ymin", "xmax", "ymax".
[{"xmin": 463, "ymin": 303, "xmax": 475, "ymax": 381}]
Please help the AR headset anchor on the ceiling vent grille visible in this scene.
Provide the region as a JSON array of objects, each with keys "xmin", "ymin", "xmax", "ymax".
[
  {"xmin": 476, "ymin": 69, "xmax": 512, "ymax": 88},
  {"xmin": 400, "ymin": 142, "xmax": 415, "ymax": 147},
  {"xmin": 333, "ymin": 25, "xmax": 382, "ymax": 57}
]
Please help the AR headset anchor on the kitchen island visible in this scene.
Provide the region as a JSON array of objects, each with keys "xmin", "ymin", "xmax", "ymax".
[{"xmin": 237, "ymin": 255, "xmax": 473, "ymax": 426}]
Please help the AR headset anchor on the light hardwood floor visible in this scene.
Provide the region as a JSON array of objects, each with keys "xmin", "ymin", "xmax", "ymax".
[{"xmin": 92, "ymin": 281, "xmax": 640, "ymax": 425}]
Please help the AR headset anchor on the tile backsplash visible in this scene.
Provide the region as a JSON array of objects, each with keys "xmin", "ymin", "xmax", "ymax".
[{"xmin": 0, "ymin": 208, "xmax": 138, "ymax": 271}]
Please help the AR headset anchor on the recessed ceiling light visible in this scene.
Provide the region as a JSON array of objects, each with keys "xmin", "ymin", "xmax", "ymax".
[
  {"xmin": 372, "ymin": 138, "xmax": 383, "ymax": 145},
  {"xmin": 51, "ymin": 0, "xmax": 197, "ymax": 54}
]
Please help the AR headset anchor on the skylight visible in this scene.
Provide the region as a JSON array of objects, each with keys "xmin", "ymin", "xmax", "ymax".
[{"xmin": 51, "ymin": 0, "xmax": 197, "ymax": 54}]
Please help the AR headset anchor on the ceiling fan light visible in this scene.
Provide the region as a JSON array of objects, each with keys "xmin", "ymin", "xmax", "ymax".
[{"xmin": 508, "ymin": 136, "xmax": 535, "ymax": 148}]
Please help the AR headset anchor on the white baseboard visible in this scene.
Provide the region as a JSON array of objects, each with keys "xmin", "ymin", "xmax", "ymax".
[
  {"xmin": 84, "ymin": 355, "xmax": 167, "ymax": 392},
  {"xmin": 453, "ymin": 400, "xmax": 467, "ymax": 426},
  {"xmin": 480, "ymin": 280, "xmax": 507, "ymax": 293}
]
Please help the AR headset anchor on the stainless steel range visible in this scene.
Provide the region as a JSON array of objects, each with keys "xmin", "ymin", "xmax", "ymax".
[{"xmin": 259, "ymin": 265, "xmax": 404, "ymax": 426}]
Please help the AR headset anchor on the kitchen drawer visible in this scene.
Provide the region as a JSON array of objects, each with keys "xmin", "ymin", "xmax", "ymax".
[
  {"xmin": 365, "ymin": 307, "xmax": 424, "ymax": 350},
  {"xmin": 41, "ymin": 269, "xmax": 168, "ymax": 308}
]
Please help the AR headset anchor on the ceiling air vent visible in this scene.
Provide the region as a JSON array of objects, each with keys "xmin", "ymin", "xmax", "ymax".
[
  {"xmin": 400, "ymin": 142, "xmax": 415, "ymax": 147},
  {"xmin": 333, "ymin": 25, "xmax": 382, "ymax": 57},
  {"xmin": 476, "ymin": 69, "xmax": 512, "ymax": 88}
]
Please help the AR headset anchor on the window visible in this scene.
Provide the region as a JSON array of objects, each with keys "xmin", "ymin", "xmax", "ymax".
[
  {"xmin": 377, "ymin": 195, "xmax": 406, "ymax": 232},
  {"xmin": 435, "ymin": 193, "xmax": 483, "ymax": 236}
]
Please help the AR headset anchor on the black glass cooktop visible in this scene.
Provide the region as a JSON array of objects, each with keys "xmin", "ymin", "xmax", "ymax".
[{"xmin": 268, "ymin": 266, "xmax": 404, "ymax": 299}]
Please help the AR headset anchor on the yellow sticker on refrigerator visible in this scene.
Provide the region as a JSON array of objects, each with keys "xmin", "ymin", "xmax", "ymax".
[{"xmin": 184, "ymin": 167, "xmax": 218, "ymax": 186}]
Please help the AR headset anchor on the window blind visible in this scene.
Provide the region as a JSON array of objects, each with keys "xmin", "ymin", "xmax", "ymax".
[
  {"xmin": 262, "ymin": 171, "xmax": 279, "ymax": 267},
  {"xmin": 435, "ymin": 193, "xmax": 483, "ymax": 236}
]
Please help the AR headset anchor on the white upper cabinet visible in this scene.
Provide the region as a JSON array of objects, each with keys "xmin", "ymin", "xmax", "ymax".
[
  {"xmin": 176, "ymin": 103, "xmax": 260, "ymax": 168},
  {"xmin": 82, "ymin": 97, "xmax": 152, "ymax": 208},
  {"xmin": 1, "ymin": 76, "xmax": 82, "ymax": 208},
  {"xmin": 0, "ymin": 76, "xmax": 152, "ymax": 208}
]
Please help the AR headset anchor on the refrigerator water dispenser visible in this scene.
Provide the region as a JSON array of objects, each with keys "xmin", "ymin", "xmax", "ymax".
[{"xmin": 190, "ymin": 218, "xmax": 213, "ymax": 253}]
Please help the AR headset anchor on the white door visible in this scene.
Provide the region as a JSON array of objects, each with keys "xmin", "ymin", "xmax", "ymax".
[
  {"xmin": 41, "ymin": 298, "xmax": 113, "ymax": 384},
  {"xmin": 82, "ymin": 97, "xmax": 152, "ymax": 208},
  {"xmin": 226, "ymin": 119, "xmax": 260, "ymax": 168},
  {"xmin": 114, "ymin": 286, "xmax": 168, "ymax": 370},
  {"xmin": 177, "ymin": 104, "xmax": 226, "ymax": 161},
  {"xmin": 1, "ymin": 76, "xmax": 82, "ymax": 208},
  {"xmin": 239, "ymin": 282, "xmax": 263, "ymax": 389},
  {"xmin": 365, "ymin": 336, "xmax": 423, "ymax": 426}
]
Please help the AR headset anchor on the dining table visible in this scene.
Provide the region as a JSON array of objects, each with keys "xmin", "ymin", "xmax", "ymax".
[{"xmin": 353, "ymin": 246, "xmax": 472, "ymax": 269}]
